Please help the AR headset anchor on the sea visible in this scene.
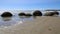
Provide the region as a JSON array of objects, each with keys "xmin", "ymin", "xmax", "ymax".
[{"xmin": 0, "ymin": 10, "xmax": 60, "ymax": 28}]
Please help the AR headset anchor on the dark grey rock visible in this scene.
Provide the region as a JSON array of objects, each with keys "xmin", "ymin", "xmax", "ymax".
[
  {"xmin": 18, "ymin": 12, "xmax": 26, "ymax": 16},
  {"xmin": 33, "ymin": 10, "xmax": 42, "ymax": 16},
  {"xmin": 53, "ymin": 11, "xmax": 59, "ymax": 15},
  {"xmin": 1, "ymin": 12, "xmax": 13, "ymax": 17},
  {"xmin": 44, "ymin": 11, "xmax": 59, "ymax": 16},
  {"xmin": 25, "ymin": 13, "xmax": 32, "ymax": 16},
  {"xmin": 44, "ymin": 12, "xmax": 54, "ymax": 16}
]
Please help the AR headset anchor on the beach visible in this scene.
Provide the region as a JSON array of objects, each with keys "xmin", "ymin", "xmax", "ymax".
[{"xmin": 0, "ymin": 16, "xmax": 60, "ymax": 34}]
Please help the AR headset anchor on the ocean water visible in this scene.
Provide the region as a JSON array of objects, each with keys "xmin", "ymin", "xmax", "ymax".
[
  {"xmin": 0, "ymin": 10, "xmax": 60, "ymax": 28},
  {"xmin": 0, "ymin": 16, "xmax": 35, "ymax": 28}
]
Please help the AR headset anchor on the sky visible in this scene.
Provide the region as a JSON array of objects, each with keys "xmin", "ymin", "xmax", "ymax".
[{"xmin": 0, "ymin": 0, "xmax": 60, "ymax": 10}]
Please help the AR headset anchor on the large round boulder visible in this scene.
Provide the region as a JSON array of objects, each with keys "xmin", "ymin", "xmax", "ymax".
[
  {"xmin": 18, "ymin": 12, "xmax": 26, "ymax": 16},
  {"xmin": 33, "ymin": 10, "xmax": 42, "ymax": 16},
  {"xmin": 1, "ymin": 12, "xmax": 13, "ymax": 17}
]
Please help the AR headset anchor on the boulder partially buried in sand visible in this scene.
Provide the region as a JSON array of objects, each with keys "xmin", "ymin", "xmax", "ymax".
[
  {"xmin": 53, "ymin": 11, "xmax": 59, "ymax": 15},
  {"xmin": 44, "ymin": 12, "xmax": 54, "ymax": 16},
  {"xmin": 18, "ymin": 12, "xmax": 26, "ymax": 16},
  {"xmin": 25, "ymin": 13, "xmax": 32, "ymax": 16},
  {"xmin": 1, "ymin": 12, "xmax": 13, "ymax": 17},
  {"xmin": 33, "ymin": 10, "xmax": 42, "ymax": 16},
  {"xmin": 24, "ymin": 13, "xmax": 32, "ymax": 18},
  {"xmin": 44, "ymin": 11, "xmax": 59, "ymax": 16}
]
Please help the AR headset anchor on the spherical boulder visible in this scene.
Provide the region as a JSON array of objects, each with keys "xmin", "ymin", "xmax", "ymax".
[
  {"xmin": 1, "ymin": 12, "xmax": 13, "ymax": 17},
  {"xmin": 33, "ymin": 10, "xmax": 42, "ymax": 16},
  {"xmin": 18, "ymin": 12, "xmax": 26, "ymax": 16}
]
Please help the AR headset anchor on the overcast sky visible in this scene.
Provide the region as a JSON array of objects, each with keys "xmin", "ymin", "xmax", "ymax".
[{"xmin": 0, "ymin": 0, "xmax": 60, "ymax": 10}]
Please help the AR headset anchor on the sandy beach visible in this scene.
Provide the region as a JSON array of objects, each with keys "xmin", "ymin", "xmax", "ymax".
[{"xmin": 0, "ymin": 16, "xmax": 60, "ymax": 34}]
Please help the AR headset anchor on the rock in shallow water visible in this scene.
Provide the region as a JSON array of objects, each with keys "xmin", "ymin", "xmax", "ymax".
[
  {"xmin": 33, "ymin": 10, "xmax": 42, "ymax": 16},
  {"xmin": 18, "ymin": 12, "xmax": 26, "ymax": 16},
  {"xmin": 25, "ymin": 13, "xmax": 32, "ymax": 16},
  {"xmin": 1, "ymin": 12, "xmax": 13, "ymax": 17},
  {"xmin": 44, "ymin": 11, "xmax": 59, "ymax": 16}
]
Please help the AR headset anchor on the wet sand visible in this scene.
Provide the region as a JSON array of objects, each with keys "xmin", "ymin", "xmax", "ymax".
[{"xmin": 0, "ymin": 16, "xmax": 60, "ymax": 34}]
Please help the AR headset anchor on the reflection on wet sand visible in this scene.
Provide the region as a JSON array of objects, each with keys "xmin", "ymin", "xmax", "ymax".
[
  {"xmin": 0, "ymin": 16, "xmax": 34, "ymax": 28},
  {"xmin": 1, "ymin": 17, "xmax": 12, "ymax": 21},
  {"xmin": 0, "ymin": 16, "xmax": 60, "ymax": 34}
]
